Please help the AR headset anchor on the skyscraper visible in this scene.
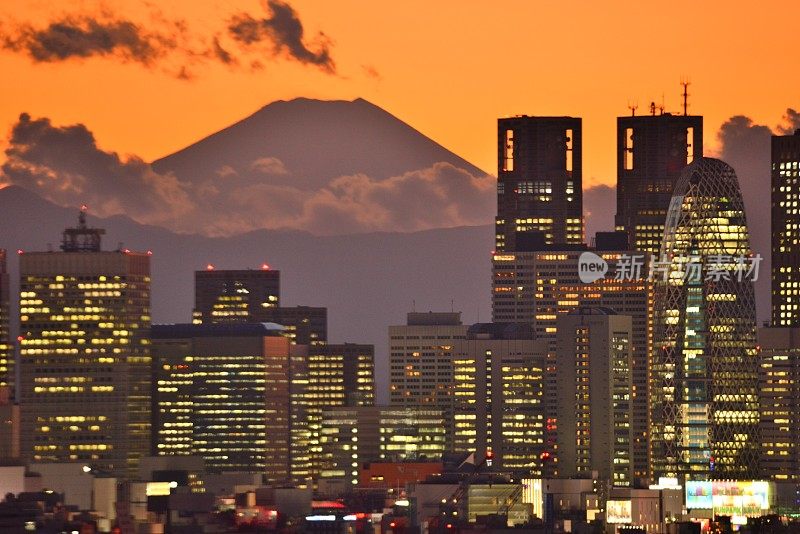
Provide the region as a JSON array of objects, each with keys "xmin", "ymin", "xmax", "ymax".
[
  {"xmin": 757, "ymin": 326, "xmax": 800, "ymax": 481},
  {"xmin": 0, "ymin": 249, "xmax": 11, "ymax": 395},
  {"xmin": 496, "ymin": 116, "xmax": 583, "ymax": 251},
  {"xmin": 650, "ymin": 157, "xmax": 759, "ymax": 482},
  {"xmin": 193, "ymin": 267, "xmax": 280, "ymax": 323},
  {"xmin": 389, "ymin": 312, "xmax": 468, "ymax": 451},
  {"xmin": 491, "ymin": 246, "xmax": 650, "ymax": 479},
  {"xmin": 555, "ymin": 308, "xmax": 633, "ymax": 486},
  {"xmin": 451, "ymin": 323, "xmax": 547, "ymax": 475},
  {"xmin": 19, "ymin": 211, "xmax": 151, "ymax": 476},
  {"xmin": 151, "ymin": 323, "xmax": 295, "ymax": 480},
  {"xmin": 305, "ymin": 343, "xmax": 375, "ymax": 477},
  {"xmin": 615, "ymin": 112, "xmax": 703, "ymax": 254},
  {"xmin": 771, "ymin": 129, "xmax": 800, "ymax": 326}
]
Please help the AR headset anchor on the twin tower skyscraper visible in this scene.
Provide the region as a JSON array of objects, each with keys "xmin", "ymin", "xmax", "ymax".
[
  {"xmin": 495, "ymin": 110, "xmax": 703, "ymax": 254},
  {"xmin": 493, "ymin": 109, "xmax": 760, "ymax": 483}
]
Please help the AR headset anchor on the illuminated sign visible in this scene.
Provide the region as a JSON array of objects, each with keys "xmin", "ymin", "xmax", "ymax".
[
  {"xmin": 146, "ymin": 482, "xmax": 172, "ymax": 497},
  {"xmin": 606, "ymin": 500, "xmax": 632, "ymax": 524},
  {"xmin": 686, "ymin": 481, "xmax": 713, "ymax": 509},
  {"xmin": 712, "ymin": 481, "xmax": 770, "ymax": 517},
  {"xmin": 685, "ymin": 481, "xmax": 772, "ymax": 517}
]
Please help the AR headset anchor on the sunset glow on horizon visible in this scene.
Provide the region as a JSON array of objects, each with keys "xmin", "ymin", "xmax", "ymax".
[{"xmin": 1, "ymin": 0, "xmax": 799, "ymax": 187}]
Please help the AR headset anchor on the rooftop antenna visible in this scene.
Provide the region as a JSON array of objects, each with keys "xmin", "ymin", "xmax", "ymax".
[
  {"xmin": 450, "ymin": 299, "xmax": 454, "ymax": 313},
  {"xmin": 412, "ymin": 299, "xmax": 416, "ymax": 312},
  {"xmin": 61, "ymin": 204, "xmax": 104, "ymax": 252},
  {"xmin": 627, "ymin": 100, "xmax": 638, "ymax": 117},
  {"xmin": 650, "ymin": 101, "xmax": 656, "ymax": 116},
  {"xmin": 659, "ymin": 93, "xmax": 665, "ymax": 115},
  {"xmin": 680, "ymin": 78, "xmax": 691, "ymax": 116}
]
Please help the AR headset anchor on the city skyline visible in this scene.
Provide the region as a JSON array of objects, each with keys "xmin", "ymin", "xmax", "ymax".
[{"xmin": 1, "ymin": 3, "xmax": 799, "ymax": 531}]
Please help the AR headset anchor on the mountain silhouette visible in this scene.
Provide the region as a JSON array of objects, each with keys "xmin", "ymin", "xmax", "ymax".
[{"xmin": 152, "ymin": 97, "xmax": 487, "ymax": 190}]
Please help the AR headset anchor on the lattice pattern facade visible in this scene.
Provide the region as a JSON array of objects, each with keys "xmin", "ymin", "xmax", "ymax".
[{"xmin": 650, "ymin": 158, "xmax": 759, "ymax": 482}]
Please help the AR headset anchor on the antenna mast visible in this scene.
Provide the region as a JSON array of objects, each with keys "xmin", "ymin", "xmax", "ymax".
[
  {"xmin": 680, "ymin": 78, "xmax": 690, "ymax": 116},
  {"xmin": 627, "ymin": 101, "xmax": 638, "ymax": 117}
]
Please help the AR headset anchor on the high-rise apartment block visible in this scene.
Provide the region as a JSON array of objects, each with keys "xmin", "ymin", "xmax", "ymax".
[
  {"xmin": 491, "ymin": 247, "xmax": 650, "ymax": 479},
  {"xmin": 615, "ymin": 112, "xmax": 703, "ymax": 254},
  {"xmin": 772, "ymin": 129, "xmax": 800, "ymax": 326},
  {"xmin": 19, "ymin": 212, "xmax": 151, "ymax": 476},
  {"xmin": 496, "ymin": 116, "xmax": 583, "ymax": 251},
  {"xmin": 555, "ymin": 308, "xmax": 633, "ymax": 486},
  {"xmin": 318, "ymin": 406, "xmax": 446, "ymax": 488},
  {"xmin": 305, "ymin": 343, "xmax": 375, "ymax": 477},
  {"xmin": 451, "ymin": 323, "xmax": 547, "ymax": 475},
  {"xmin": 389, "ymin": 312, "xmax": 468, "ymax": 449},
  {"xmin": 758, "ymin": 326, "xmax": 800, "ymax": 481}
]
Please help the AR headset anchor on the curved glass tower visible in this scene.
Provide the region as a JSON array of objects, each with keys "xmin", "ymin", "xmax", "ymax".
[{"xmin": 650, "ymin": 157, "xmax": 759, "ymax": 482}]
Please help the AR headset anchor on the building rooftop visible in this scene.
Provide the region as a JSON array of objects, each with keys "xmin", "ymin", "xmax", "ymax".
[
  {"xmin": 406, "ymin": 311, "xmax": 462, "ymax": 326},
  {"xmin": 151, "ymin": 322, "xmax": 286, "ymax": 339},
  {"xmin": 567, "ymin": 307, "xmax": 618, "ymax": 316},
  {"xmin": 467, "ymin": 322, "xmax": 536, "ymax": 340}
]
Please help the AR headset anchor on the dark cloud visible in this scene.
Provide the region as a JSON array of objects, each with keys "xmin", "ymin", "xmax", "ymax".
[
  {"xmin": 1, "ymin": 1, "xmax": 336, "ymax": 77},
  {"xmin": 228, "ymin": 0, "xmax": 335, "ymax": 72},
  {"xmin": 211, "ymin": 36, "xmax": 236, "ymax": 65},
  {"xmin": 1, "ymin": 113, "xmax": 194, "ymax": 227},
  {"xmin": 717, "ymin": 108, "xmax": 800, "ymax": 323},
  {"xmin": 2, "ymin": 15, "xmax": 173, "ymax": 65},
  {"xmin": 362, "ymin": 64, "xmax": 382, "ymax": 81},
  {"xmin": 777, "ymin": 108, "xmax": 800, "ymax": 135},
  {"xmin": 1, "ymin": 115, "xmax": 490, "ymax": 237}
]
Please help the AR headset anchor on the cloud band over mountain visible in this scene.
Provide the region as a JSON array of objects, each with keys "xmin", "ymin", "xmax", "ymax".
[{"xmin": 0, "ymin": 113, "xmax": 493, "ymax": 236}]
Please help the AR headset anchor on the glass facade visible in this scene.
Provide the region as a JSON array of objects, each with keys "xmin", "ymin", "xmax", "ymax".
[{"xmin": 650, "ymin": 157, "xmax": 759, "ymax": 482}]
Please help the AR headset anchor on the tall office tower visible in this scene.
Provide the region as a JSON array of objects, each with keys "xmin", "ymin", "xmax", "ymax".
[
  {"xmin": 193, "ymin": 267, "xmax": 280, "ymax": 324},
  {"xmin": 0, "ymin": 386, "xmax": 20, "ymax": 459},
  {"xmin": 491, "ymin": 246, "xmax": 650, "ymax": 480},
  {"xmin": 306, "ymin": 343, "xmax": 375, "ymax": 477},
  {"xmin": 555, "ymin": 309, "xmax": 633, "ymax": 486},
  {"xmin": 151, "ymin": 323, "xmax": 296, "ymax": 481},
  {"xmin": 262, "ymin": 305, "xmax": 328, "ymax": 345},
  {"xmin": 288, "ymin": 343, "xmax": 311, "ymax": 485},
  {"xmin": 451, "ymin": 323, "xmax": 547, "ymax": 475},
  {"xmin": 650, "ymin": 158, "xmax": 759, "ymax": 482},
  {"xmin": 19, "ymin": 211, "xmax": 151, "ymax": 476},
  {"xmin": 318, "ymin": 406, "xmax": 446, "ymax": 488},
  {"xmin": 771, "ymin": 129, "xmax": 800, "ymax": 326},
  {"xmin": 496, "ymin": 116, "xmax": 583, "ymax": 251},
  {"xmin": 0, "ymin": 250, "xmax": 11, "ymax": 395},
  {"xmin": 757, "ymin": 327, "xmax": 800, "ymax": 481},
  {"xmin": 615, "ymin": 112, "xmax": 703, "ymax": 254},
  {"xmin": 389, "ymin": 312, "xmax": 469, "ymax": 450}
]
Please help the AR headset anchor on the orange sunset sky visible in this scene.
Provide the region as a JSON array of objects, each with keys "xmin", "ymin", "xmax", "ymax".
[{"xmin": 1, "ymin": 0, "xmax": 799, "ymax": 187}]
